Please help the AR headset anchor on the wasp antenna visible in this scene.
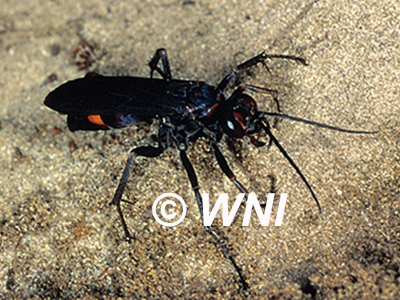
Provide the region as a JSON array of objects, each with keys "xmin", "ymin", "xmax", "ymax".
[
  {"xmin": 261, "ymin": 120, "xmax": 322, "ymax": 213},
  {"xmin": 262, "ymin": 112, "xmax": 378, "ymax": 134}
]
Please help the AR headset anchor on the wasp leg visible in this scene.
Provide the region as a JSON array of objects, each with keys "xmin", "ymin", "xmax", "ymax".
[
  {"xmin": 217, "ymin": 51, "xmax": 306, "ymax": 92},
  {"xmin": 112, "ymin": 145, "xmax": 164, "ymax": 241},
  {"xmin": 211, "ymin": 142, "xmax": 249, "ymax": 195},
  {"xmin": 229, "ymin": 84, "xmax": 281, "ymax": 120},
  {"xmin": 148, "ymin": 48, "xmax": 172, "ymax": 81},
  {"xmin": 211, "ymin": 142, "xmax": 250, "ymax": 225},
  {"xmin": 179, "ymin": 150, "xmax": 249, "ymax": 291}
]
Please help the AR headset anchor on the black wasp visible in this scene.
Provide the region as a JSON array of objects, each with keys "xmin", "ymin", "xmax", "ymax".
[{"xmin": 45, "ymin": 48, "xmax": 375, "ymax": 290}]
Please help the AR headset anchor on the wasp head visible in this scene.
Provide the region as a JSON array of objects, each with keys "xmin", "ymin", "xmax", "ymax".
[{"xmin": 221, "ymin": 93, "xmax": 266, "ymax": 147}]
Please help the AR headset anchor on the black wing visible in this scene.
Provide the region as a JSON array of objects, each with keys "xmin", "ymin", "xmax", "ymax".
[{"xmin": 44, "ymin": 73, "xmax": 188, "ymax": 131}]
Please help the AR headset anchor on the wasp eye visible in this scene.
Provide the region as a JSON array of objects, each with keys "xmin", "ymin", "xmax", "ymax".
[
  {"xmin": 227, "ymin": 120, "xmax": 235, "ymax": 130},
  {"xmin": 223, "ymin": 114, "xmax": 246, "ymax": 138}
]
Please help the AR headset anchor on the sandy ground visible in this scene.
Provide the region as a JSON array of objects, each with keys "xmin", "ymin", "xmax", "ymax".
[{"xmin": 0, "ymin": 0, "xmax": 399, "ymax": 299}]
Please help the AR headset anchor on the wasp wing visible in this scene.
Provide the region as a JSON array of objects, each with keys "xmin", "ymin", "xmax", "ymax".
[{"xmin": 44, "ymin": 73, "xmax": 187, "ymax": 131}]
